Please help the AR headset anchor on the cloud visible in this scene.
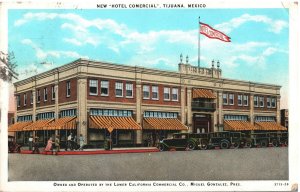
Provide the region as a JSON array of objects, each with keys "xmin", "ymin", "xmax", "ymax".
[
  {"xmin": 63, "ymin": 38, "xmax": 82, "ymax": 46},
  {"xmin": 215, "ymin": 14, "xmax": 288, "ymax": 34}
]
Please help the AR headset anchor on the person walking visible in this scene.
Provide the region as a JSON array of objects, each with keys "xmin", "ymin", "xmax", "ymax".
[
  {"xmin": 79, "ymin": 134, "xmax": 85, "ymax": 151},
  {"xmin": 54, "ymin": 135, "xmax": 60, "ymax": 155},
  {"xmin": 32, "ymin": 137, "xmax": 40, "ymax": 154},
  {"xmin": 45, "ymin": 137, "xmax": 53, "ymax": 152},
  {"xmin": 66, "ymin": 133, "xmax": 72, "ymax": 151},
  {"xmin": 28, "ymin": 135, "xmax": 33, "ymax": 151}
]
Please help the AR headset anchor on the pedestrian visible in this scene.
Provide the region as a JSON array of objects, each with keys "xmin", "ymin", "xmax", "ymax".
[
  {"xmin": 45, "ymin": 137, "xmax": 53, "ymax": 152},
  {"xmin": 66, "ymin": 133, "xmax": 72, "ymax": 151},
  {"xmin": 79, "ymin": 134, "xmax": 85, "ymax": 151},
  {"xmin": 32, "ymin": 137, "xmax": 40, "ymax": 154},
  {"xmin": 28, "ymin": 134, "xmax": 33, "ymax": 151},
  {"xmin": 54, "ymin": 135, "xmax": 60, "ymax": 155}
]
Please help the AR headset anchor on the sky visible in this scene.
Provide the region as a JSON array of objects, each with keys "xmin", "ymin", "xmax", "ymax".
[{"xmin": 8, "ymin": 8, "xmax": 289, "ymax": 108}]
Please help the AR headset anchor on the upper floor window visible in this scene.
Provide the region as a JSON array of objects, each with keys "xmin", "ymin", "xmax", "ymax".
[
  {"xmin": 259, "ymin": 96, "xmax": 264, "ymax": 107},
  {"xmin": 115, "ymin": 82, "xmax": 123, "ymax": 97},
  {"xmin": 267, "ymin": 97, "xmax": 271, "ymax": 108},
  {"xmin": 66, "ymin": 81, "xmax": 71, "ymax": 97},
  {"xmin": 44, "ymin": 87, "xmax": 48, "ymax": 101},
  {"xmin": 126, "ymin": 83, "xmax": 133, "ymax": 98},
  {"xmin": 24, "ymin": 93, "xmax": 27, "ymax": 106},
  {"xmin": 89, "ymin": 79, "xmax": 98, "ymax": 96},
  {"xmin": 37, "ymin": 89, "xmax": 40, "ymax": 103},
  {"xmin": 17, "ymin": 95, "xmax": 20, "ymax": 107},
  {"xmin": 30, "ymin": 91, "xmax": 33, "ymax": 105},
  {"xmin": 60, "ymin": 109, "xmax": 77, "ymax": 118},
  {"xmin": 237, "ymin": 95, "xmax": 242, "ymax": 106},
  {"xmin": 271, "ymin": 98, "xmax": 276, "ymax": 108},
  {"xmin": 255, "ymin": 116, "xmax": 275, "ymax": 122},
  {"xmin": 17, "ymin": 115, "xmax": 32, "ymax": 122},
  {"xmin": 164, "ymin": 87, "xmax": 170, "ymax": 101},
  {"xmin": 144, "ymin": 111, "xmax": 178, "ymax": 118},
  {"xmin": 243, "ymin": 95, "xmax": 248, "ymax": 106},
  {"xmin": 101, "ymin": 80, "xmax": 109, "ymax": 96},
  {"xmin": 51, "ymin": 86, "xmax": 55, "ymax": 100},
  {"xmin": 254, "ymin": 96, "xmax": 258, "ymax": 107},
  {"xmin": 172, "ymin": 88, "xmax": 179, "ymax": 101},
  {"xmin": 229, "ymin": 94, "xmax": 234, "ymax": 105},
  {"xmin": 36, "ymin": 112, "xmax": 55, "ymax": 120},
  {"xmin": 224, "ymin": 115, "xmax": 248, "ymax": 121},
  {"xmin": 223, "ymin": 93, "xmax": 228, "ymax": 105},
  {"xmin": 143, "ymin": 85, "xmax": 150, "ymax": 99},
  {"xmin": 152, "ymin": 86, "xmax": 159, "ymax": 100},
  {"xmin": 90, "ymin": 108, "xmax": 133, "ymax": 117}
]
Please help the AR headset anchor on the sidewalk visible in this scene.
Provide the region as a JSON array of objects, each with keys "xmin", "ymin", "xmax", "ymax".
[{"xmin": 20, "ymin": 147, "xmax": 159, "ymax": 155}]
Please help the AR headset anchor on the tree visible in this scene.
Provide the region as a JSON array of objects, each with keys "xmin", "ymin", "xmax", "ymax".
[{"xmin": 0, "ymin": 51, "xmax": 18, "ymax": 82}]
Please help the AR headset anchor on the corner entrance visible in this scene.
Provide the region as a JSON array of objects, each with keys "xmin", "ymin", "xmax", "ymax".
[{"xmin": 193, "ymin": 114, "xmax": 211, "ymax": 133}]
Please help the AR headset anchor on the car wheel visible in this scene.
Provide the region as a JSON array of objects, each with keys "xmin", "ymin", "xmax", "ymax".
[
  {"xmin": 260, "ymin": 140, "xmax": 268, "ymax": 148},
  {"xmin": 220, "ymin": 141, "xmax": 229, "ymax": 149},
  {"xmin": 244, "ymin": 142, "xmax": 251, "ymax": 148},
  {"xmin": 187, "ymin": 142, "xmax": 196, "ymax": 150},
  {"xmin": 272, "ymin": 140, "xmax": 279, "ymax": 147},
  {"xmin": 158, "ymin": 144, "xmax": 166, "ymax": 151},
  {"xmin": 199, "ymin": 141, "xmax": 208, "ymax": 150},
  {"xmin": 232, "ymin": 142, "xmax": 240, "ymax": 149}
]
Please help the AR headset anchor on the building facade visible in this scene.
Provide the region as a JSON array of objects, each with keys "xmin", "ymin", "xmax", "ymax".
[
  {"xmin": 281, "ymin": 109, "xmax": 289, "ymax": 129},
  {"xmin": 10, "ymin": 58, "xmax": 284, "ymax": 147}
]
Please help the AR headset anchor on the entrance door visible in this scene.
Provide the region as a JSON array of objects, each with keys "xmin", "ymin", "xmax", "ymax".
[{"xmin": 193, "ymin": 114, "xmax": 211, "ymax": 133}]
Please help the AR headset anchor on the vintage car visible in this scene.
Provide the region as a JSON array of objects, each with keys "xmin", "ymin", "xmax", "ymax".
[
  {"xmin": 251, "ymin": 131, "xmax": 288, "ymax": 147},
  {"xmin": 207, "ymin": 131, "xmax": 251, "ymax": 149},
  {"xmin": 157, "ymin": 133, "xmax": 200, "ymax": 151}
]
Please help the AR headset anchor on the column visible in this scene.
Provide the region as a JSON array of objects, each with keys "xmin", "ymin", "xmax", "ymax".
[
  {"xmin": 135, "ymin": 80, "xmax": 142, "ymax": 145},
  {"xmin": 218, "ymin": 91, "xmax": 223, "ymax": 132},
  {"xmin": 180, "ymin": 86, "xmax": 186, "ymax": 125},
  {"xmin": 54, "ymin": 83, "xmax": 59, "ymax": 118},
  {"xmin": 249, "ymin": 94, "xmax": 254, "ymax": 124},
  {"xmin": 32, "ymin": 88, "xmax": 36, "ymax": 138},
  {"xmin": 276, "ymin": 96, "xmax": 281, "ymax": 123},
  {"xmin": 77, "ymin": 78, "xmax": 87, "ymax": 144},
  {"xmin": 186, "ymin": 87, "xmax": 192, "ymax": 133}
]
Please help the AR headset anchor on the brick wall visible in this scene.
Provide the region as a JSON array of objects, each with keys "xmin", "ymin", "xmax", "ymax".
[
  {"xmin": 142, "ymin": 84, "xmax": 180, "ymax": 106},
  {"xmin": 8, "ymin": 112, "xmax": 14, "ymax": 125},
  {"xmin": 16, "ymin": 90, "xmax": 33, "ymax": 110},
  {"xmin": 254, "ymin": 95, "xmax": 277, "ymax": 112},
  {"xmin": 36, "ymin": 84, "xmax": 56, "ymax": 107},
  {"xmin": 87, "ymin": 78, "xmax": 136, "ymax": 103},
  {"xmin": 58, "ymin": 78, "xmax": 77, "ymax": 103},
  {"xmin": 223, "ymin": 92, "xmax": 250, "ymax": 110}
]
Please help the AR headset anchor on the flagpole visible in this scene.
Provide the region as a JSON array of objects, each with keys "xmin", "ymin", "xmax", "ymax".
[{"xmin": 198, "ymin": 16, "xmax": 200, "ymax": 68}]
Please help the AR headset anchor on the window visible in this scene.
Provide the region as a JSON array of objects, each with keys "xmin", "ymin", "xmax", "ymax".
[
  {"xmin": 36, "ymin": 112, "xmax": 55, "ymax": 120},
  {"xmin": 37, "ymin": 89, "xmax": 40, "ymax": 103},
  {"xmin": 89, "ymin": 80, "xmax": 98, "ymax": 95},
  {"xmin": 164, "ymin": 87, "xmax": 170, "ymax": 100},
  {"xmin": 66, "ymin": 81, "xmax": 71, "ymax": 97},
  {"xmin": 24, "ymin": 93, "xmax": 27, "ymax": 106},
  {"xmin": 115, "ymin": 82, "xmax": 123, "ymax": 97},
  {"xmin": 237, "ymin": 95, "xmax": 242, "ymax": 106},
  {"xmin": 101, "ymin": 80, "xmax": 109, "ymax": 96},
  {"xmin": 255, "ymin": 116, "xmax": 275, "ymax": 122},
  {"xmin": 223, "ymin": 93, "xmax": 228, "ymax": 105},
  {"xmin": 271, "ymin": 98, "xmax": 276, "ymax": 108},
  {"xmin": 143, "ymin": 85, "xmax": 150, "ymax": 99},
  {"xmin": 30, "ymin": 91, "xmax": 33, "ymax": 105},
  {"xmin": 224, "ymin": 115, "xmax": 248, "ymax": 121},
  {"xmin": 267, "ymin": 97, "xmax": 271, "ymax": 108},
  {"xmin": 51, "ymin": 86, "xmax": 55, "ymax": 100},
  {"xmin": 259, "ymin": 96, "xmax": 264, "ymax": 107},
  {"xmin": 126, "ymin": 83, "xmax": 133, "ymax": 98},
  {"xmin": 17, "ymin": 115, "xmax": 32, "ymax": 122},
  {"xmin": 229, "ymin": 94, "xmax": 234, "ymax": 105},
  {"xmin": 172, "ymin": 88, "xmax": 179, "ymax": 101},
  {"xmin": 254, "ymin": 96, "xmax": 258, "ymax": 107},
  {"xmin": 17, "ymin": 95, "xmax": 20, "ymax": 107},
  {"xmin": 243, "ymin": 95, "xmax": 248, "ymax": 106},
  {"xmin": 60, "ymin": 109, "xmax": 77, "ymax": 118},
  {"xmin": 152, "ymin": 86, "xmax": 159, "ymax": 100},
  {"xmin": 90, "ymin": 109, "xmax": 133, "ymax": 117},
  {"xmin": 144, "ymin": 111, "xmax": 178, "ymax": 118},
  {"xmin": 44, "ymin": 87, "xmax": 48, "ymax": 101}
]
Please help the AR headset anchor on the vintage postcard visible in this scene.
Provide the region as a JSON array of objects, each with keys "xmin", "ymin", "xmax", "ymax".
[{"xmin": 0, "ymin": 0, "xmax": 298, "ymax": 191}]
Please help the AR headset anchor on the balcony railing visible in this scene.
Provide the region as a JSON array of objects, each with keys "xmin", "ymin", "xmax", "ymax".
[{"xmin": 192, "ymin": 101, "xmax": 216, "ymax": 111}]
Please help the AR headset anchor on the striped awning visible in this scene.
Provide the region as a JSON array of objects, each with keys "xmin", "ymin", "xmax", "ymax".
[
  {"xmin": 8, "ymin": 121, "xmax": 33, "ymax": 132},
  {"xmin": 89, "ymin": 116, "xmax": 141, "ymax": 131},
  {"xmin": 224, "ymin": 120, "xmax": 259, "ymax": 131},
  {"xmin": 192, "ymin": 89, "xmax": 216, "ymax": 99},
  {"xmin": 45, "ymin": 116, "xmax": 77, "ymax": 130},
  {"xmin": 143, "ymin": 118, "xmax": 188, "ymax": 130},
  {"xmin": 23, "ymin": 119, "xmax": 54, "ymax": 131},
  {"xmin": 255, "ymin": 121, "xmax": 287, "ymax": 131}
]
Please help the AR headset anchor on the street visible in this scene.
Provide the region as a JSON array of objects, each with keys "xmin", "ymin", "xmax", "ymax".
[{"xmin": 8, "ymin": 147, "xmax": 288, "ymax": 181}]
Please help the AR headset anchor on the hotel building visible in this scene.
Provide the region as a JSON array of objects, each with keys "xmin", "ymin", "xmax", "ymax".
[{"xmin": 9, "ymin": 58, "xmax": 286, "ymax": 147}]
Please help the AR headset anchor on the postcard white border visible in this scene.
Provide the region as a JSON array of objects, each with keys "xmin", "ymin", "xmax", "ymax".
[{"xmin": 0, "ymin": 0, "xmax": 299, "ymax": 191}]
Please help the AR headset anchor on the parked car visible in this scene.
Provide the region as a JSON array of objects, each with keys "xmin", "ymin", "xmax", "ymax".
[{"xmin": 158, "ymin": 133, "xmax": 199, "ymax": 151}]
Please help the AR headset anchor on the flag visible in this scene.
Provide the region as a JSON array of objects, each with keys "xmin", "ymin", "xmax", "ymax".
[{"xmin": 200, "ymin": 22, "xmax": 231, "ymax": 42}]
